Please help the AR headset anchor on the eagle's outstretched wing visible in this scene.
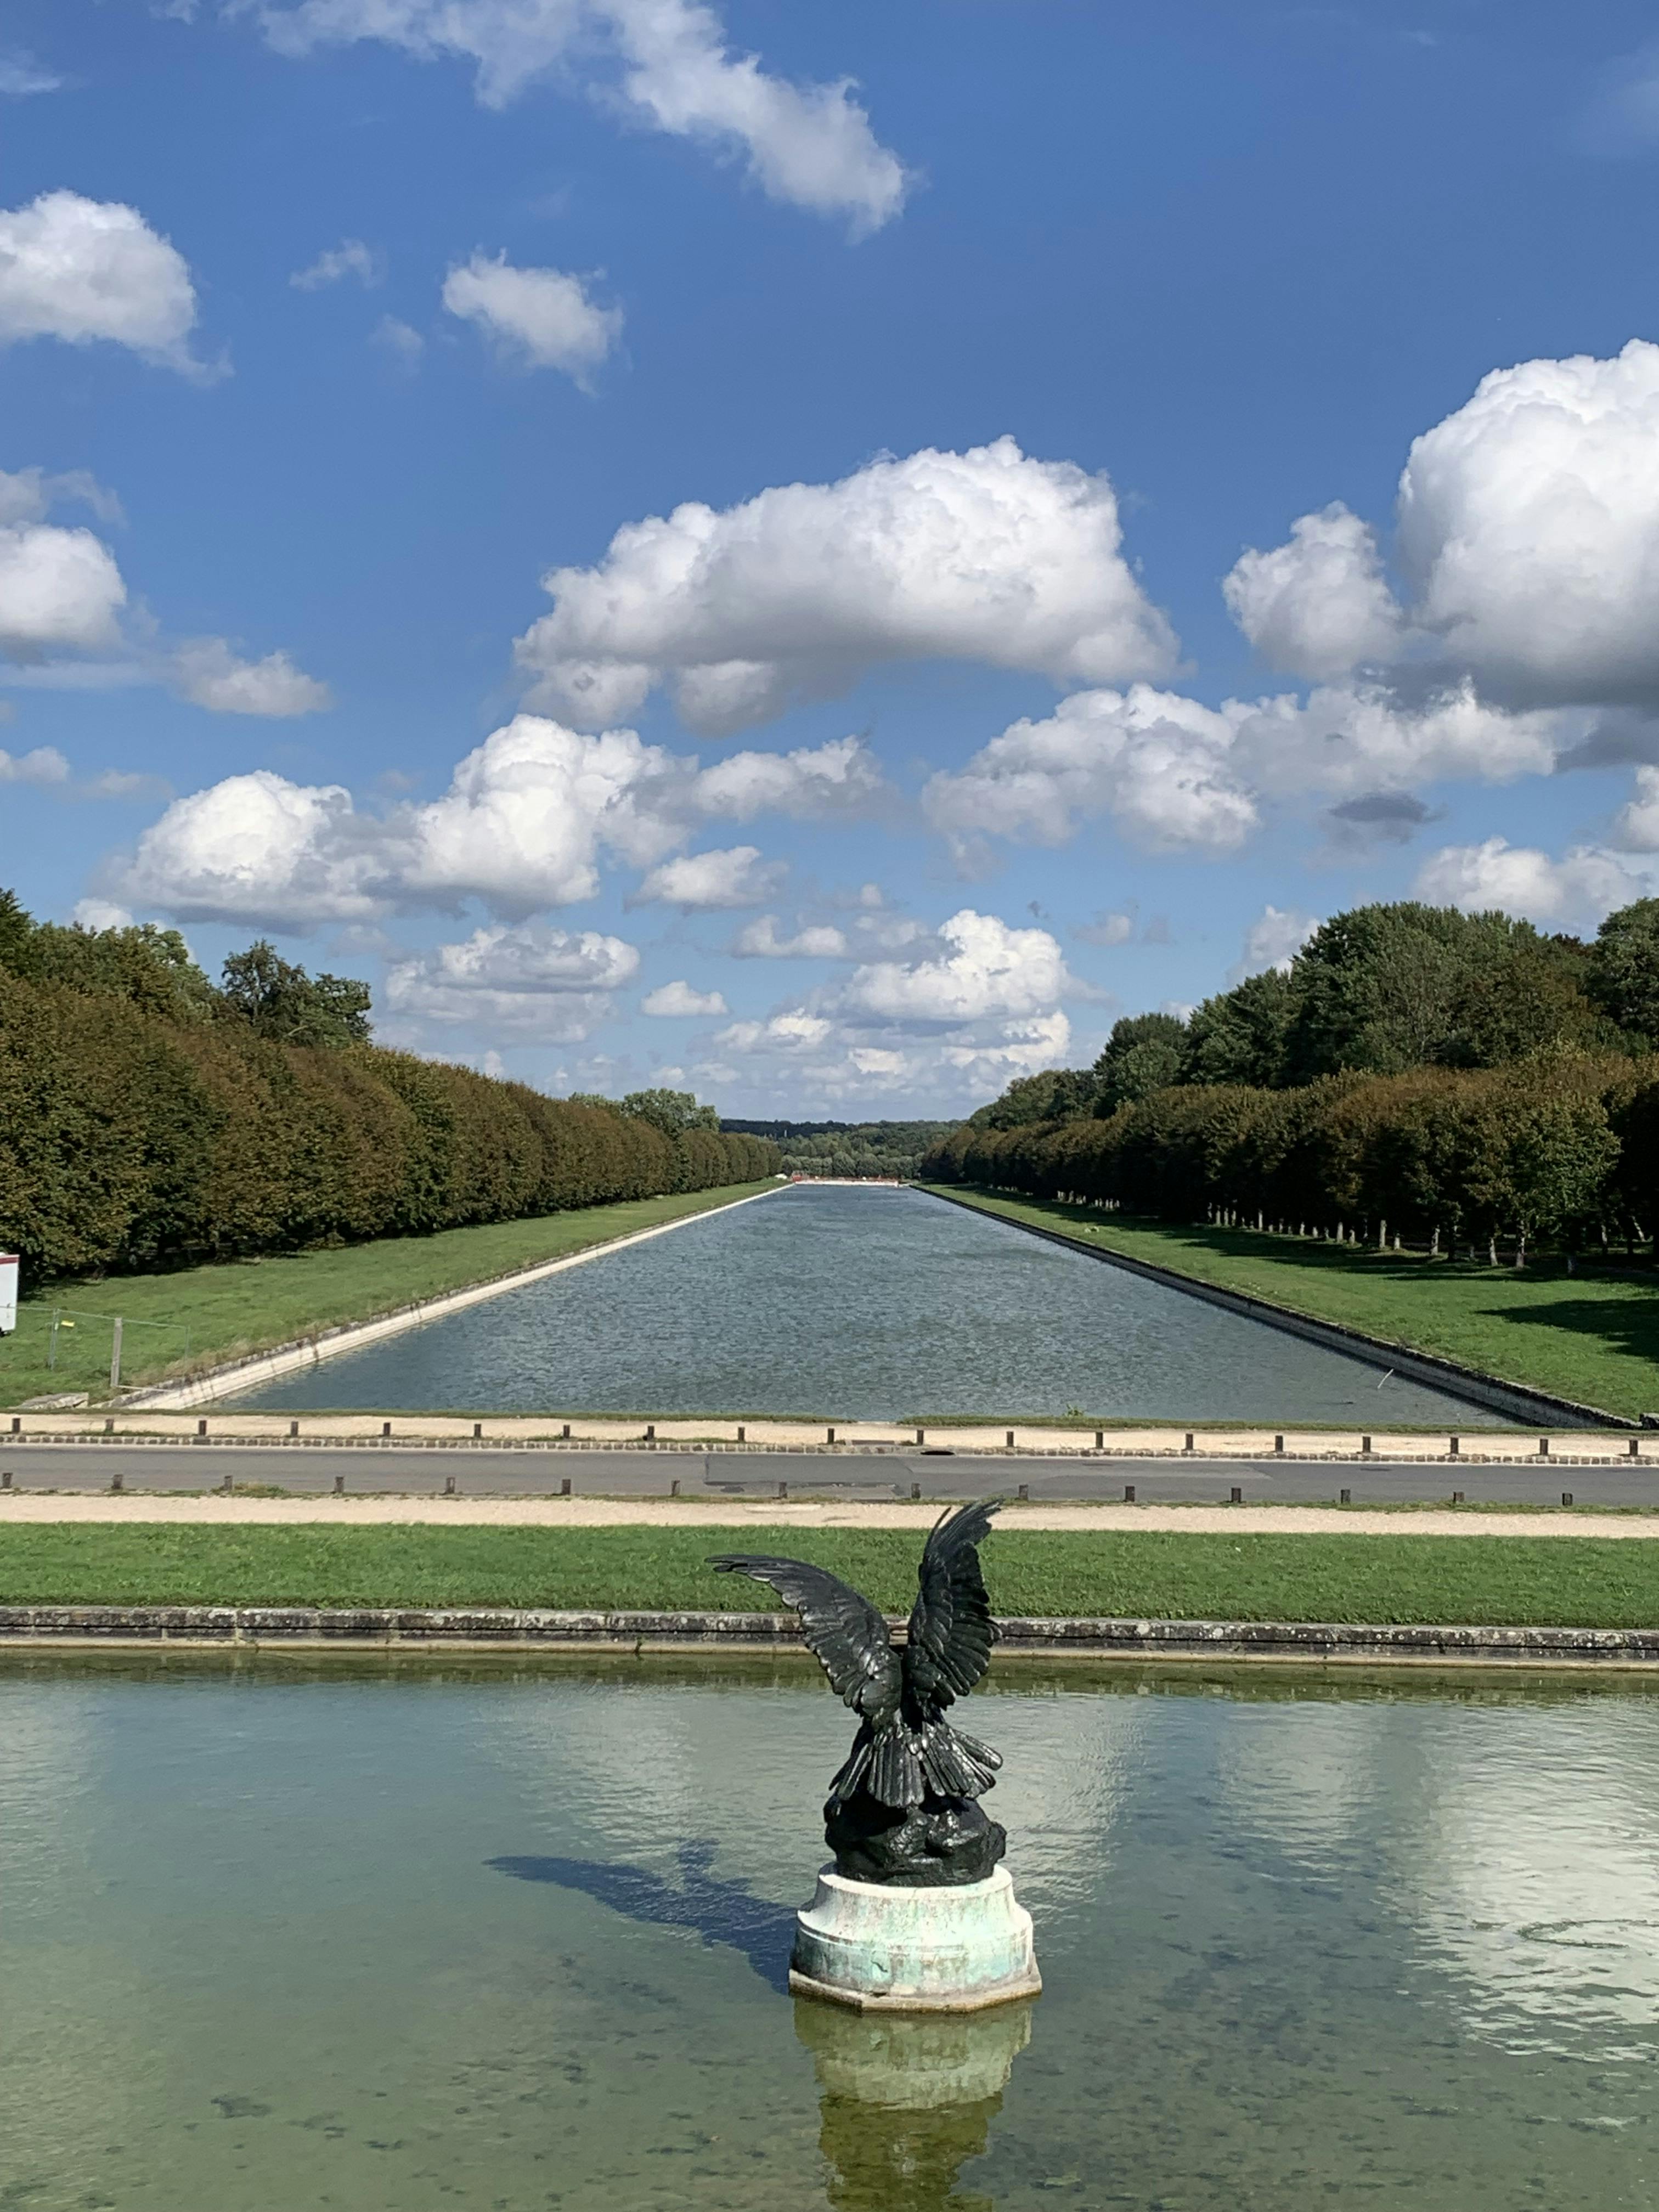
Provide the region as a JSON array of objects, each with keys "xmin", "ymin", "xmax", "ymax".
[
  {"xmin": 709, "ymin": 1555, "xmax": 902, "ymax": 1724},
  {"xmin": 903, "ymin": 1498, "xmax": 1001, "ymax": 1717}
]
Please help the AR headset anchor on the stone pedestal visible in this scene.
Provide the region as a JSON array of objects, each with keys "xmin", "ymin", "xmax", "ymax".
[{"xmin": 789, "ymin": 1864, "xmax": 1041, "ymax": 2013}]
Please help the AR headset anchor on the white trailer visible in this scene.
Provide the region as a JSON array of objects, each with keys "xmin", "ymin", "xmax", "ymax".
[{"xmin": 0, "ymin": 1254, "xmax": 16, "ymax": 1335}]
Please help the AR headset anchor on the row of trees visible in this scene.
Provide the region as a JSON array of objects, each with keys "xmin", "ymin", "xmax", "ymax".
[
  {"xmin": 0, "ymin": 897, "xmax": 778, "ymax": 1283},
  {"xmin": 722, "ymin": 1118, "xmax": 958, "ymax": 1180},
  {"xmin": 974, "ymin": 899, "xmax": 1659, "ymax": 1130},
  {"xmin": 925, "ymin": 1055, "xmax": 1659, "ymax": 1262}
]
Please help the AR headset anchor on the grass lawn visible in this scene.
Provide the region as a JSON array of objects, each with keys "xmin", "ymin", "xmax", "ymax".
[
  {"xmin": 928, "ymin": 1186, "xmax": 1659, "ymax": 1424},
  {"xmin": 0, "ymin": 1522, "xmax": 1655, "ymax": 1627},
  {"xmin": 0, "ymin": 1183, "xmax": 778, "ymax": 1409}
]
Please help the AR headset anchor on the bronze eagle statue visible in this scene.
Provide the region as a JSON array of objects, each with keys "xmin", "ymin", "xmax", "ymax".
[{"xmin": 710, "ymin": 1498, "xmax": 1008, "ymax": 1887}]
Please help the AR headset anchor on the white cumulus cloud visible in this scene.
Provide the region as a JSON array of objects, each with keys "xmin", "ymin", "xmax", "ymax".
[
  {"xmin": 249, "ymin": 0, "xmax": 908, "ymax": 230},
  {"xmin": 634, "ymin": 844, "xmax": 783, "ymax": 909},
  {"xmin": 923, "ymin": 685, "xmax": 1258, "ymax": 864},
  {"xmin": 170, "ymin": 638, "xmax": 332, "ymax": 716},
  {"xmin": 1224, "ymin": 503, "xmax": 1404, "ymax": 680},
  {"xmin": 1233, "ymin": 904, "xmax": 1319, "ymax": 981},
  {"xmin": 731, "ymin": 915, "xmax": 849, "ymax": 959},
  {"xmin": 0, "ymin": 190, "xmax": 208, "ymax": 375},
  {"xmin": 641, "ymin": 978, "xmax": 727, "ymax": 1016},
  {"xmin": 0, "ymin": 743, "xmax": 69, "ymax": 787},
  {"xmin": 516, "ymin": 437, "xmax": 1178, "ymax": 734},
  {"xmin": 442, "ymin": 252, "xmax": 621, "ymax": 383},
  {"xmin": 385, "ymin": 921, "xmax": 637, "ymax": 1039},
  {"xmin": 291, "ymin": 238, "xmax": 382, "ymax": 289},
  {"xmin": 689, "ymin": 733, "xmax": 884, "ymax": 820},
  {"xmin": 1612, "ymin": 765, "xmax": 1659, "ymax": 851},
  {"xmin": 835, "ymin": 909, "xmax": 1074, "ymax": 1026},
  {"xmin": 1413, "ymin": 837, "xmax": 1654, "ymax": 930},
  {"xmin": 0, "ymin": 522, "xmax": 127, "ymax": 657}
]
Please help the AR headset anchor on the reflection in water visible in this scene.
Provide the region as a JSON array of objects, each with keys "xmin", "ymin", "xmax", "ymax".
[{"xmin": 795, "ymin": 1996, "xmax": 1032, "ymax": 2212}]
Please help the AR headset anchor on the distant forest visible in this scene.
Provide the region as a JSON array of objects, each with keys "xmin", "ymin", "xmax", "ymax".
[
  {"xmin": 722, "ymin": 1119, "xmax": 956, "ymax": 1180},
  {"xmin": 0, "ymin": 892, "xmax": 778, "ymax": 1285},
  {"xmin": 923, "ymin": 899, "xmax": 1659, "ymax": 1262}
]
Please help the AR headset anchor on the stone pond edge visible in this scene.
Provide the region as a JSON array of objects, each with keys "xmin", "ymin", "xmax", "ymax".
[{"xmin": 3, "ymin": 1606, "xmax": 1658, "ymax": 1667}]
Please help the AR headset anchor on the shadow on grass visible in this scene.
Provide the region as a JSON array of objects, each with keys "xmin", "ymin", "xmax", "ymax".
[
  {"xmin": 487, "ymin": 1838, "xmax": 795, "ymax": 1993},
  {"xmin": 1475, "ymin": 1296, "xmax": 1659, "ymax": 1370}
]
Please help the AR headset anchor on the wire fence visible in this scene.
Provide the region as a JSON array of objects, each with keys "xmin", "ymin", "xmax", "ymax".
[{"xmin": 30, "ymin": 1307, "xmax": 192, "ymax": 1392}]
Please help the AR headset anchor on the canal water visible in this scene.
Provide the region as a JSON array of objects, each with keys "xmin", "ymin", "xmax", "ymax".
[
  {"xmin": 1, "ymin": 1657, "xmax": 1652, "ymax": 2211},
  {"xmin": 232, "ymin": 1183, "xmax": 1500, "ymax": 1423}
]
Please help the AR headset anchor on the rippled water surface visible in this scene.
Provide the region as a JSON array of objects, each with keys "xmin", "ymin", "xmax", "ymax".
[
  {"xmin": 233, "ymin": 1184, "xmax": 1500, "ymax": 1421},
  {"xmin": 2, "ymin": 1658, "xmax": 1655, "ymax": 2211}
]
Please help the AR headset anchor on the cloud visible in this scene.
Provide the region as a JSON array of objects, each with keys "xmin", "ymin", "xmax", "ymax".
[
  {"xmin": 383, "ymin": 921, "xmax": 639, "ymax": 1039},
  {"xmin": 291, "ymin": 238, "xmax": 382, "ymax": 289},
  {"xmin": 1233, "ymin": 904, "xmax": 1318, "ymax": 981},
  {"xmin": 1322, "ymin": 788, "xmax": 1437, "ymax": 847},
  {"xmin": 703, "ymin": 1003, "xmax": 1074, "ymax": 1111},
  {"xmin": 170, "ymin": 638, "xmax": 332, "ymax": 716},
  {"xmin": 1231, "ymin": 342, "xmax": 1659, "ymax": 716},
  {"xmin": 72, "ymin": 898, "xmax": 134, "ymax": 929},
  {"xmin": 922, "ymin": 684, "xmax": 1258, "ymax": 863},
  {"xmin": 112, "ymin": 712, "xmax": 857, "ymax": 927},
  {"xmin": 0, "ymin": 53, "xmax": 63, "ymax": 97},
  {"xmin": 641, "ymin": 978, "xmax": 727, "ymax": 1016},
  {"xmin": 0, "ymin": 466, "xmax": 122, "ymax": 527},
  {"xmin": 834, "ymin": 908, "xmax": 1075, "ymax": 1026},
  {"xmin": 249, "ymin": 0, "xmax": 909, "ymax": 232},
  {"xmin": 1574, "ymin": 43, "xmax": 1659, "ymax": 155},
  {"xmin": 372, "ymin": 314, "xmax": 425, "ymax": 365},
  {"xmin": 0, "ymin": 743, "xmax": 69, "ymax": 787},
  {"xmin": 731, "ymin": 915, "xmax": 849, "ymax": 958},
  {"xmin": 0, "ymin": 522, "xmax": 127, "ymax": 657},
  {"xmin": 442, "ymin": 252, "xmax": 621, "ymax": 382},
  {"xmin": 0, "ymin": 191, "xmax": 208, "ymax": 375},
  {"xmin": 634, "ymin": 844, "xmax": 784, "ymax": 909},
  {"xmin": 1612, "ymin": 765, "xmax": 1659, "ymax": 851},
  {"xmin": 1072, "ymin": 910, "xmax": 1135, "ymax": 946},
  {"xmin": 687, "ymin": 732, "xmax": 884, "ymax": 820},
  {"xmin": 516, "ymin": 437, "xmax": 1178, "ymax": 733},
  {"xmin": 1413, "ymin": 837, "xmax": 1652, "ymax": 930},
  {"xmin": 1223, "ymin": 503, "xmax": 1403, "ymax": 679}
]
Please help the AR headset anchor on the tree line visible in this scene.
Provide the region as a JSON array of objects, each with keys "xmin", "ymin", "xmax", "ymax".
[
  {"xmin": 922, "ymin": 899, "xmax": 1659, "ymax": 1261},
  {"xmin": 0, "ymin": 894, "xmax": 778, "ymax": 1285},
  {"xmin": 721, "ymin": 1118, "xmax": 957, "ymax": 1180}
]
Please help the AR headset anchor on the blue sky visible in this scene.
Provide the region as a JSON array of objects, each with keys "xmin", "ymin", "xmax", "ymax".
[{"xmin": 4, "ymin": 1, "xmax": 1659, "ymax": 1114}]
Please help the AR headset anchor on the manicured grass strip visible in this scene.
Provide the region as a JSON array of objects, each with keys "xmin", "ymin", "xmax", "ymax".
[
  {"xmin": 929, "ymin": 1186, "xmax": 1659, "ymax": 1422},
  {"xmin": 0, "ymin": 1525, "xmax": 1655, "ymax": 1627},
  {"xmin": 0, "ymin": 1183, "xmax": 777, "ymax": 1408}
]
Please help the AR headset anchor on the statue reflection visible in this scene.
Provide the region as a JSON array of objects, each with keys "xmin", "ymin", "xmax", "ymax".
[{"xmin": 794, "ymin": 1996, "xmax": 1032, "ymax": 2212}]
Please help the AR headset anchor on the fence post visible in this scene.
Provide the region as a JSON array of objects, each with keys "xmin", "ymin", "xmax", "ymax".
[{"xmin": 109, "ymin": 1317, "xmax": 123, "ymax": 1392}]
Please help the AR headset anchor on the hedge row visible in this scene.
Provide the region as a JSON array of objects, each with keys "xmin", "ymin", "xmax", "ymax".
[
  {"xmin": 0, "ymin": 970, "xmax": 778, "ymax": 1282},
  {"xmin": 923, "ymin": 1055, "xmax": 1659, "ymax": 1256}
]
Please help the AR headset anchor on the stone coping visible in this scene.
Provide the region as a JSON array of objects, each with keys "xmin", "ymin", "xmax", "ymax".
[
  {"xmin": 2, "ymin": 1606, "xmax": 1657, "ymax": 1666},
  {"xmin": 4, "ymin": 1412, "xmax": 1651, "ymax": 1463}
]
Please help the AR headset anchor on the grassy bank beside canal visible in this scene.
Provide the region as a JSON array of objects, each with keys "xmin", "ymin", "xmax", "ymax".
[
  {"xmin": 1, "ymin": 1523, "xmax": 1656, "ymax": 1627},
  {"xmin": 927, "ymin": 1186, "xmax": 1659, "ymax": 1423},
  {"xmin": 0, "ymin": 1183, "xmax": 779, "ymax": 1409}
]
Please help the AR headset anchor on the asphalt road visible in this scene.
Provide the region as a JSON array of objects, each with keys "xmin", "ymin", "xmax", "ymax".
[{"xmin": 0, "ymin": 1443, "xmax": 1652, "ymax": 1507}]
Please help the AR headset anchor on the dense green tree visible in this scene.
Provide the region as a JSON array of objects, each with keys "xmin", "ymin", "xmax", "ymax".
[
  {"xmin": 1180, "ymin": 969, "xmax": 1295, "ymax": 1088},
  {"xmin": 1092, "ymin": 1013, "xmax": 1187, "ymax": 1116},
  {"xmin": 219, "ymin": 941, "xmax": 373, "ymax": 1048},
  {"xmin": 1282, "ymin": 903, "xmax": 1527, "ymax": 1079},
  {"xmin": 619, "ymin": 1087, "xmax": 720, "ymax": 1137},
  {"xmin": 1587, "ymin": 898, "xmax": 1659, "ymax": 1045},
  {"xmin": 969, "ymin": 1068, "xmax": 1097, "ymax": 1130}
]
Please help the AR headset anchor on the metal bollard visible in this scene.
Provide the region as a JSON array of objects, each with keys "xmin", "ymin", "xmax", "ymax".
[
  {"xmin": 1361, "ymin": 1435, "xmax": 1373, "ymax": 1455},
  {"xmin": 1006, "ymin": 1430, "xmax": 1015, "ymax": 1448},
  {"xmin": 915, "ymin": 1427, "xmax": 926, "ymax": 1444},
  {"xmin": 911, "ymin": 1482, "xmax": 921, "ymax": 1500},
  {"xmin": 562, "ymin": 1424, "xmax": 571, "ymax": 1440},
  {"xmin": 1229, "ymin": 1485, "xmax": 1243, "ymax": 1504},
  {"xmin": 560, "ymin": 1477, "xmax": 572, "ymax": 1497},
  {"xmin": 1183, "ymin": 1432, "xmax": 1194, "ymax": 1454},
  {"xmin": 289, "ymin": 1420, "xmax": 299, "ymax": 1438},
  {"xmin": 110, "ymin": 1470, "xmax": 122, "ymax": 1493},
  {"xmin": 1, "ymin": 1471, "xmax": 9, "ymax": 1488},
  {"xmin": 1339, "ymin": 1487, "xmax": 1351, "ymax": 1505},
  {"xmin": 105, "ymin": 1418, "xmax": 114, "ymax": 1434},
  {"xmin": 1632, "ymin": 1437, "xmax": 1641, "ymax": 1458},
  {"xmin": 197, "ymin": 1418, "xmax": 208, "ymax": 1438},
  {"xmin": 332, "ymin": 1474, "xmax": 344, "ymax": 1494},
  {"xmin": 1452, "ymin": 1489, "xmax": 1465, "ymax": 1504},
  {"xmin": 1538, "ymin": 1437, "xmax": 1550, "ymax": 1457},
  {"xmin": 1449, "ymin": 1435, "xmax": 1460, "ymax": 1456},
  {"xmin": 670, "ymin": 1479, "xmax": 681, "ymax": 1498},
  {"xmin": 382, "ymin": 1420, "xmax": 392, "ymax": 1438},
  {"xmin": 1562, "ymin": 1491, "xmax": 1573, "ymax": 1506},
  {"xmin": 444, "ymin": 1475, "xmax": 455, "ymax": 1496},
  {"xmin": 8, "ymin": 1416, "xmax": 18, "ymax": 1434},
  {"xmin": 1124, "ymin": 1483, "xmax": 1135, "ymax": 1503},
  {"xmin": 645, "ymin": 1424, "xmax": 655, "ymax": 1441},
  {"xmin": 737, "ymin": 1425, "xmax": 746, "ymax": 1443},
  {"xmin": 827, "ymin": 1426, "xmax": 836, "ymax": 1444},
  {"xmin": 1017, "ymin": 1482, "xmax": 1029, "ymax": 1500},
  {"xmin": 221, "ymin": 1474, "xmax": 232, "ymax": 1495},
  {"xmin": 778, "ymin": 1481, "xmax": 788, "ymax": 1500},
  {"xmin": 1273, "ymin": 1434, "xmax": 1284, "ymax": 1454},
  {"xmin": 1094, "ymin": 1429, "xmax": 1104, "ymax": 1449}
]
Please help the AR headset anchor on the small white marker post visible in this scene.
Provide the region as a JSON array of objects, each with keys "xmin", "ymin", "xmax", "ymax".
[{"xmin": 109, "ymin": 1318, "xmax": 123, "ymax": 1392}]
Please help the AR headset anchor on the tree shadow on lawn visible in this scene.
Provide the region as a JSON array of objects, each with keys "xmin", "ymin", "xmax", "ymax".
[
  {"xmin": 1471, "ymin": 1296, "xmax": 1659, "ymax": 1374},
  {"xmin": 488, "ymin": 1839, "xmax": 795, "ymax": 1993}
]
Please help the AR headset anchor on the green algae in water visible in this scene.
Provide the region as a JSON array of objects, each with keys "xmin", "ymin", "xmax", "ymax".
[{"xmin": 0, "ymin": 1658, "xmax": 1654, "ymax": 2210}]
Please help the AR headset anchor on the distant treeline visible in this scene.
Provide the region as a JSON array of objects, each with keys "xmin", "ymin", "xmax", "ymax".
[
  {"xmin": 923, "ymin": 901, "xmax": 1659, "ymax": 1260},
  {"xmin": 722, "ymin": 1118, "xmax": 956, "ymax": 1180},
  {"xmin": 0, "ymin": 894, "xmax": 778, "ymax": 1285}
]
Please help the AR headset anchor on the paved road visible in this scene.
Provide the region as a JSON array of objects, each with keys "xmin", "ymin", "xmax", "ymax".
[{"xmin": 0, "ymin": 1443, "xmax": 1652, "ymax": 1508}]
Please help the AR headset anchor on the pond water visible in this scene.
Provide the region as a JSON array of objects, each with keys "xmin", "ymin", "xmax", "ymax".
[
  {"xmin": 1, "ymin": 1656, "xmax": 1654, "ymax": 2211},
  {"xmin": 233, "ymin": 1184, "xmax": 1502, "ymax": 1423}
]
